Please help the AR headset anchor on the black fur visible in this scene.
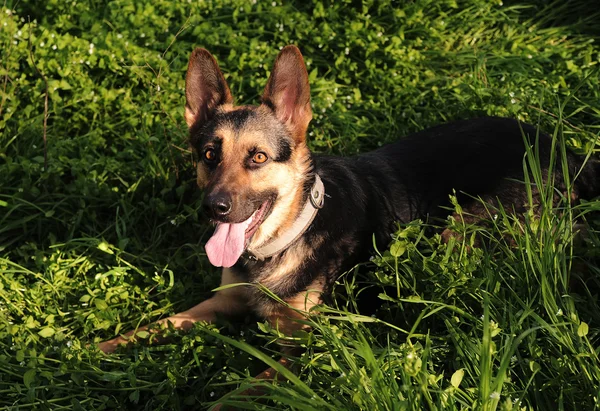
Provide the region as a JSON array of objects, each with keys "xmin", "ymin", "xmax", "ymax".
[
  {"xmin": 237, "ymin": 117, "xmax": 599, "ymax": 306},
  {"xmin": 226, "ymin": 108, "xmax": 254, "ymax": 129},
  {"xmin": 274, "ymin": 139, "xmax": 292, "ymax": 162}
]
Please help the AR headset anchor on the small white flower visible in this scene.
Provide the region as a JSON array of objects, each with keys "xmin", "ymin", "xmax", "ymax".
[
  {"xmin": 51, "ymin": 34, "xmax": 55, "ymax": 38},
  {"xmin": 117, "ymin": 33, "xmax": 123, "ymax": 39},
  {"xmin": 527, "ymin": 54, "xmax": 532, "ymax": 59},
  {"xmin": 140, "ymin": 33, "xmax": 145, "ymax": 38},
  {"xmin": 33, "ymin": 144, "xmax": 37, "ymax": 149},
  {"xmin": 156, "ymin": 85, "xmax": 160, "ymax": 91},
  {"xmin": 52, "ymin": 45, "xmax": 57, "ymax": 50},
  {"xmin": 40, "ymin": 42, "xmax": 45, "ymax": 47},
  {"xmin": 344, "ymin": 47, "xmax": 349, "ymax": 55},
  {"xmin": 511, "ymin": 98, "xmax": 517, "ymax": 104},
  {"xmin": 210, "ymin": 391, "xmax": 215, "ymax": 397},
  {"xmin": 240, "ymin": 330, "xmax": 244, "ymax": 336},
  {"xmin": 17, "ymin": 30, "xmax": 22, "ymax": 36},
  {"xmin": 556, "ymin": 308, "xmax": 563, "ymax": 316},
  {"xmin": 490, "ymin": 392, "xmax": 500, "ymax": 400},
  {"xmin": 377, "ymin": 32, "xmax": 382, "ymax": 37},
  {"xmin": 89, "ymin": 43, "xmax": 94, "ymax": 49},
  {"xmin": 85, "ymin": 60, "xmax": 90, "ymax": 65},
  {"xmin": 20, "ymin": 361, "xmax": 25, "ymax": 366},
  {"xmin": 170, "ymin": 219, "xmax": 176, "ymax": 225},
  {"xmin": 272, "ymin": 1, "xmax": 276, "ymax": 6},
  {"xmin": 66, "ymin": 341, "xmax": 73, "ymax": 347},
  {"xmin": 5, "ymin": 9, "xmax": 12, "ymax": 15}
]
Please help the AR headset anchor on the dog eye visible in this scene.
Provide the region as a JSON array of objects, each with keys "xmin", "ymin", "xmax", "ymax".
[
  {"xmin": 252, "ymin": 152, "xmax": 268, "ymax": 164},
  {"xmin": 203, "ymin": 148, "xmax": 217, "ymax": 163}
]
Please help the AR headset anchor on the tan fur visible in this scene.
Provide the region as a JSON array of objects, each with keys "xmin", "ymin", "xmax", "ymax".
[
  {"xmin": 184, "ymin": 107, "xmax": 196, "ymax": 128},
  {"xmin": 259, "ymin": 239, "xmax": 322, "ymax": 292},
  {"xmin": 262, "ymin": 277, "xmax": 324, "ymax": 336},
  {"xmin": 249, "ymin": 164, "xmax": 310, "ymax": 245},
  {"xmin": 249, "ymin": 144, "xmax": 312, "ymax": 247},
  {"xmin": 195, "ymin": 162, "xmax": 209, "ymax": 188}
]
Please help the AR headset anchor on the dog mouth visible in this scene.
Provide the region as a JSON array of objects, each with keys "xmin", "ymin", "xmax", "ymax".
[
  {"xmin": 205, "ymin": 199, "xmax": 273, "ymax": 268},
  {"xmin": 244, "ymin": 199, "xmax": 273, "ymax": 243}
]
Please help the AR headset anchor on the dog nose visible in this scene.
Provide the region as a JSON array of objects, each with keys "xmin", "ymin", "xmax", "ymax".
[{"xmin": 203, "ymin": 193, "xmax": 233, "ymax": 219}]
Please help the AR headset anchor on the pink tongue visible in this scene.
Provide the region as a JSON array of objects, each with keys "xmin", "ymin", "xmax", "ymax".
[{"xmin": 205, "ymin": 218, "xmax": 252, "ymax": 268}]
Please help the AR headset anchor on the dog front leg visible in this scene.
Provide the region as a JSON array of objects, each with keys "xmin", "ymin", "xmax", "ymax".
[
  {"xmin": 212, "ymin": 285, "xmax": 323, "ymax": 409},
  {"xmin": 98, "ymin": 268, "xmax": 247, "ymax": 353}
]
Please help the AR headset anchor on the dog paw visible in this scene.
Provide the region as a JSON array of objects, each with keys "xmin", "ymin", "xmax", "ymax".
[{"xmin": 97, "ymin": 338, "xmax": 124, "ymax": 354}]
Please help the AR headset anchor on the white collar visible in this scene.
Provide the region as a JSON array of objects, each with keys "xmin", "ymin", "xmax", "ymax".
[{"xmin": 246, "ymin": 174, "xmax": 325, "ymax": 260}]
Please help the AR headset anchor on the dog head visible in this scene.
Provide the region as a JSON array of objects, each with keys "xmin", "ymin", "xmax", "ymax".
[{"xmin": 185, "ymin": 46, "xmax": 314, "ymax": 267}]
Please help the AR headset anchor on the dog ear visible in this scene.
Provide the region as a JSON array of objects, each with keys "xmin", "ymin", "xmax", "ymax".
[
  {"xmin": 261, "ymin": 45, "xmax": 312, "ymax": 144},
  {"xmin": 185, "ymin": 48, "xmax": 233, "ymax": 128}
]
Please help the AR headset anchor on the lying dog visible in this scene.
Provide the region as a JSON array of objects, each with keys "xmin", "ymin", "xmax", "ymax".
[{"xmin": 99, "ymin": 46, "xmax": 599, "ymax": 376}]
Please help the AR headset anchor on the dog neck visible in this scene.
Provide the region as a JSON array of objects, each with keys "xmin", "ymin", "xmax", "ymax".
[{"xmin": 246, "ymin": 174, "xmax": 324, "ymax": 260}]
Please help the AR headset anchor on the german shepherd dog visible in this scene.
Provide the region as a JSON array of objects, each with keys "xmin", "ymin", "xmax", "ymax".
[{"xmin": 99, "ymin": 45, "xmax": 600, "ymax": 390}]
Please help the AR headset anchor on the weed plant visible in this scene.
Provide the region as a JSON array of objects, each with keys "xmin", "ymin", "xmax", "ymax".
[{"xmin": 1, "ymin": 0, "xmax": 599, "ymax": 409}]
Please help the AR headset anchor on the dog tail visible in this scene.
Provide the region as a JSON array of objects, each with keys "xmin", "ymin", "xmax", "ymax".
[{"xmin": 576, "ymin": 158, "xmax": 600, "ymax": 200}]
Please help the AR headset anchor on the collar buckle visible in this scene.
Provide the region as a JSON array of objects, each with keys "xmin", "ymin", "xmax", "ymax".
[{"xmin": 310, "ymin": 183, "xmax": 324, "ymax": 209}]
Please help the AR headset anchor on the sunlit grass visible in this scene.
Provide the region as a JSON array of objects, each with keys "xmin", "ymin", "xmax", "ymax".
[{"xmin": 0, "ymin": 0, "xmax": 599, "ymax": 409}]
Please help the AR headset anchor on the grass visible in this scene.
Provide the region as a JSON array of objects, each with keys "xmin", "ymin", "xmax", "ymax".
[{"xmin": 1, "ymin": 0, "xmax": 600, "ymax": 409}]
